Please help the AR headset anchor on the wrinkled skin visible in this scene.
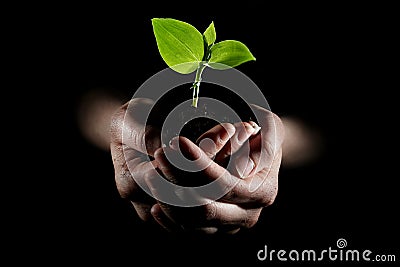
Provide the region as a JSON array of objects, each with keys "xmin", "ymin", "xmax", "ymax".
[{"xmin": 110, "ymin": 98, "xmax": 284, "ymax": 234}]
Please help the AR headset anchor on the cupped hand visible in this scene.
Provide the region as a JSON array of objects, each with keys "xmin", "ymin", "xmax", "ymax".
[
  {"xmin": 110, "ymin": 98, "xmax": 162, "ymax": 221},
  {"xmin": 147, "ymin": 104, "xmax": 284, "ymax": 234}
]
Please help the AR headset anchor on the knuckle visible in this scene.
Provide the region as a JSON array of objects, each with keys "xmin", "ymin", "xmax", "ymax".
[
  {"xmin": 142, "ymin": 170, "xmax": 153, "ymax": 182},
  {"xmin": 142, "ymin": 168, "xmax": 159, "ymax": 183},
  {"xmin": 144, "ymin": 126, "xmax": 160, "ymax": 154},
  {"xmin": 115, "ymin": 169, "xmax": 138, "ymax": 199},
  {"xmin": 222, "ymin": 123, "xmax": 236, "ymax": 136},
  {"xmin": 224, "ymin": 187, "xmax": 238, "ymax": 201},
  {"xmin": 243, "ymin": 208, "xmax": 262, "ymax": 228},
  {"xmin": 244, "ymin": 215, "xmax": 259, "ymax": 228},
  {"xmin": 259, "ymin": 183, "xmax": 278, "ymax": 207},
  {"xmin": 204, "ymin": 202, "xmax": 218, "ymax": 221}
]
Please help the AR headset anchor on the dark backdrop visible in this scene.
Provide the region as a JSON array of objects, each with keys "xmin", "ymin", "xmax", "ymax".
[{"xmin": 28, "ymin": 4, "xmax": 398, "ymax": 265}]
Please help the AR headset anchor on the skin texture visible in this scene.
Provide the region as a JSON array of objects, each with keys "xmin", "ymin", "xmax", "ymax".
[{"xmin": 110, "ymin": 98, "xmax": 284, "ymax": 234}]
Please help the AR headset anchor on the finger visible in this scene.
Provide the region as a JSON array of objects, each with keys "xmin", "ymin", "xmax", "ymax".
[
  {"xmin": 169, "ymin": 136, "xmax": 229, "ymax": 183},
  {"xmin": 154, "ymin": 146, "xmax": 212, "ymax": 187},
  {"xmin": 157, "ymin": 136, "xmax": 279, "ymax": 207},
  {"xmin": 247, "ymin": 105, "xmax": 285, "ymax": 175},
  {"xmin": 247, "ymin": 147, "xmax": 282, "ymax": 196},
  {"xmin": 152, "ymin": 203, "xmax": 218, "ymax": 234},
  {"xmin": 224, "ymin": 227, "xmax": 241, "ymax": 234},
  {"xmin": 110, "ymin": 98, "xmax": 161, "ymax": 156},
  {"xmin": 195, "ymin": 123, "xmax": 236, "ymax": 158},
  {"xmin": 112, "ymin": 141, "xmax": 157, "ymax": 221},
  {"xmin": 151, "ymin": 201, "xmax": 242, "ymax": 233},
  {"xmin": 111, "ymin": 142, "xmax": 139, "ymax": 199},
  {"xmin": 145, "ymin": 165, "xmax": 211, "ymax": 208},
  {"xmin": 111, "ymin": 139, "xmax": 160, "ymax": 202},
  {"xmin": 151, "ymin": 201, "xmax": 262, "ymax": 229},
  {"xmin": 153, "ymin": 147, "xmax": 178, "ymax": 184},
  {"xmin": 222, "ymin": 148, "xmax": 282, "ymax": 206},
  {"xmin": 150, "ymin": 203, "xmax": 181, "ymax": 232},
  {"xmin": 144, "ymin": 175, "xmax": 188, "ymax": 226},
  {"xmin": 208, "ymin": 202, "xmax": 250, "ymax": 226},
  {"xmin": 160, "ymin": 137, "xmax": 243, "ymax": 203},
  {"xmin": 215, "ymin": 121, "xmax": 260, "ymax": 166},
  {"xmin": 131, "ymin": 201, "xmax": 154, "ymax": 222}
]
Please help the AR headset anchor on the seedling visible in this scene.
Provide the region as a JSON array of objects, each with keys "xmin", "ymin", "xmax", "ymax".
[{"xmin": 152, "ymin": 18, "xmax": 255, "ymax": 107}]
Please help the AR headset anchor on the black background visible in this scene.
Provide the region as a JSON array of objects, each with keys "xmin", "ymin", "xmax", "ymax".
[{"xmin": 20, "ymin": 3, "xmax": 398, "ymax": 265}]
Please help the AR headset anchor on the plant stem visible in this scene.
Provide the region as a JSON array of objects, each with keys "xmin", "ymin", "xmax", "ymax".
[{"xmin": 191, "ymin": 62, "xmax": 207, "ymax": 108}]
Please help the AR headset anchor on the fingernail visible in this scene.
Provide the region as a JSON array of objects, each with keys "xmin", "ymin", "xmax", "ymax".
[
  {"xmin": 249, "ymin": 121, "xmax": 261, "ymax": 135},
  {"xmin": 150, "ymin": 204, "xmax": 160, "ymax": 217},
  {"xmin": 199, "ymin": 138, "xmax": 216, "ymax": 158},
  {"xmin": 169, "ymin": 136, "xmax": 179, "ymax": 150}
]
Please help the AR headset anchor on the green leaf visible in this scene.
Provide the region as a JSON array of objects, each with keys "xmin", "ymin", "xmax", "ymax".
[
  {"xmin": 152, "ymin": 18, "xmax": 204, "ymax": 74},
  {"xmin": 209, "ymin": 40, "xmax": 256, "ymax": 70},
  {"xmin": 203, "ymin": 21, "xmax": 216, "ymax": 46}
]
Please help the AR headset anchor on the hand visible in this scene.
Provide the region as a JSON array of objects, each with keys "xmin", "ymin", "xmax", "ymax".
[
  {"xmin": 146, "ymin": 104, "xmax": 285, "ymax": 234},
  {"xmin": 110, "ymin": 98, "xmax": 162, "ymax": 221},
  {"xmin": 111, "ymin": 98, "xmax": 284, "ymax": 233}
]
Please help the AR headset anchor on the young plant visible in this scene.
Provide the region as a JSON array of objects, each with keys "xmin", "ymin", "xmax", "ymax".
[{"xmin": 152, "ymin": 18, "xmax": 256, "ymax": 107}]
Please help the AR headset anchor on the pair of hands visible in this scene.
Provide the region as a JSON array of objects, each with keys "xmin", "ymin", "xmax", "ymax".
[{"xmin": 110, "ymin": 98, "xmax": 284, "ymax": 234}]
